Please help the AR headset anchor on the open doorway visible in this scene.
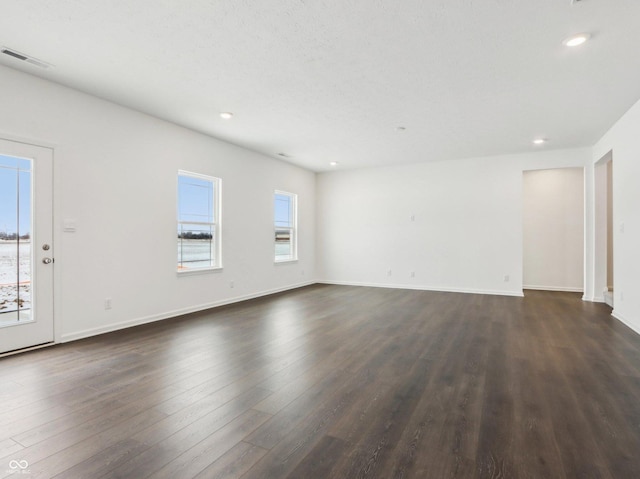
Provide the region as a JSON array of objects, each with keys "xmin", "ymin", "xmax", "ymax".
[
  {"xmin": 523, "ymin": 168, "xmax": 584, "ymax": 293},
  {"xmin": 595, "ymin": 151, "xmax": 614, "ymax": 306}
]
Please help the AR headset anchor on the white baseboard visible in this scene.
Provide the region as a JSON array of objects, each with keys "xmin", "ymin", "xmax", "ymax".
[
  {"xmin": 60, "ymin": 281, "xmax": 316, "ymax": 343},
  {"xmin": 586, "ymin": 295, "xmax": 605, "ymax": 303},
  {"xmin": 611, "ymin": 310, "xmax": 640, "ymax": 337},
  {"xmin": 603, "ymin": 291, "xmax": 614, "ymax": 308},
  {"xmin": 317, "ymin": 280, "xmax": 524, "ymax": 297},
  {"xmin": 523, "ymin": 285, "xmax": 583, "ymax": 293}
]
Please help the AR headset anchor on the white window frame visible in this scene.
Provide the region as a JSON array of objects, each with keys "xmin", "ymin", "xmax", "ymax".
[
  {"xmin": 177, "ymin": 170, "xmax": 222, "ymax": 273},
  {"xmin": 274, "ymin": 190, "xmax": 298, "ymax": 263}
]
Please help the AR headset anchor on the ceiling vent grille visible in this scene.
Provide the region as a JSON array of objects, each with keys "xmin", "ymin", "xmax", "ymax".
[{"xmin": 1, "ymin": 47, "xmax": 53, "ymax": 69}]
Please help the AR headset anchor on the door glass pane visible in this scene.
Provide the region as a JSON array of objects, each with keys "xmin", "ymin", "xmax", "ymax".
[{"xmin": 0, "ymin": 155, "xmax": 32, "ymax": 324}]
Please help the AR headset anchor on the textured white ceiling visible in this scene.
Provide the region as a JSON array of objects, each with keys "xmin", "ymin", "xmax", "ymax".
[{"xmin": 1, "ymin": 0, "xmax": 639, "ymax": 171}]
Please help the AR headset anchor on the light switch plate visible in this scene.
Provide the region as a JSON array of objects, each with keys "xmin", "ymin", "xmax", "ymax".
[{"xmin": 63, "ymin": 219, "xmax": 77, "ymax": 232}]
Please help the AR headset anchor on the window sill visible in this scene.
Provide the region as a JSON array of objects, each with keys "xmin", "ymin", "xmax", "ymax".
[
  {"xmin": 274, "ymin": 258, "xmax": 298, "ymax": 264},
  {"xmin": 177, "ymin": 266, "xmax": 223, "ymax": 276}
]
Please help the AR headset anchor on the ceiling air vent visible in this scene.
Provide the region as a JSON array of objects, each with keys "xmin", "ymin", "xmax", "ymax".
[{"xmin": 1, "ymin": 47, "xmax": 53, "ymax": 69}]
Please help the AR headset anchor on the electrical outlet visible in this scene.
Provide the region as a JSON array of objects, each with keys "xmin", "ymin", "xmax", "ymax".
[
  {"xmin": 230, "ymin": 281, "xmax": 235, "ymax": 289},
  {"xmin": 104, "ymin": 298, "xmax": 112, "ymax": 310},
  {"xmin": 387, "ymin": 269, "xmax": 392, "ymax": 276},
  {"xmin": 504, "ymin": 275, "xmax": 510, "ymax": 282},
  {"xmin": 411, "ymin": 271, "xmax": 416, "ymax": 278}
]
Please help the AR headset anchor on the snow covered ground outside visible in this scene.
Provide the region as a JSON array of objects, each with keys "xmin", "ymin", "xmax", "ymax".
[{"xmin": 0, "ymin": 241, "xmax": 30, "ymax": 313}]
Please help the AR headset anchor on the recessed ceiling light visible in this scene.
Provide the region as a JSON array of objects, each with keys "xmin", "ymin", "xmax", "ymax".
[
  {"xmin": 563, "ymin": 33, "xmax": 590, "ymax": 47},
  {"xmin": 220, "ymin": 112, "xmax": 233, "ymax": 119},
  {"xmin": 533, "ymin": 138, "xmax": 547, "ymax": 145},
  {"xmin": 329, "ymin": 161, "xmax": 338, "ymax": 166}
]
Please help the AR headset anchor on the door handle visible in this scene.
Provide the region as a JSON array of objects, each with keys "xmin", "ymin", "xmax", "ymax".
[{"xmin": 42, "ymin": 258, "xmax": 52, "ymax": 264}]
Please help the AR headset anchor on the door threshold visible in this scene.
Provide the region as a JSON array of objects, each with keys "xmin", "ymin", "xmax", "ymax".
[{"xmin": 0, "ymin": 341, "xmax": 55, "ymax": 358}]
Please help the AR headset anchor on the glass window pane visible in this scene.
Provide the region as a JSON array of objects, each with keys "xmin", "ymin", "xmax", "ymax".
[
  {"xmin": 275, "ymin": 242, "xmax": 291, "ymax": 259},
  {"xmin": 18, "ymin": 169, "xmax": 31, "ymax": 240},
  {"xmin": 0, "ymin": 241, "xmax": 19, "ymax": 316},
  {"xmin": 177, "ymin": 172, "xmax": 220, "ymax": 271},
  {"xmin": 274, "ymin": 191, "xmax": 296, "ymax": 261},
  {"xmin": 0, "ymin": 157, "xmax": 31, "ymax": 323},
  {"xmin": 17, "ymin": 242, "xmax": 31, "ymax": 319},
  {"xmin": 177, "ymin": 223, "xmax": 214, "ymax": 270},
  {"xmin": 18, "ymin": 158, "xmax": 31, "ymax": 171},
  {"xmin": 274, "ymin": 194, "xmax": 291, "ymax": 227},
  {"xmin": 178, "ymin": 175, "xmax": 214, "ymax": 223},
  {"xmin": 18, "ymin": 169, "xmax": 31, "ymax": 317},
  {"xmin": 275, "ymin": 229, "xmax": 292, "ymax": 259},
  {"xmin": 275, "ymin": 229, "xmax": 291, "ymax": 243},
  {"xmin": 0, "ymin": 154, "xmax": 19, "ymax": 169},
  {"xmin": 0, "ymin": 166, "xmax": 18, "ymax": 239}
]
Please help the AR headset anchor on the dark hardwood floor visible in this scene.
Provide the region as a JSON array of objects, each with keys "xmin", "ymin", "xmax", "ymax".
[{"xmin": 1, "ymin": 285, "xmax": 640, "ymax": 478}]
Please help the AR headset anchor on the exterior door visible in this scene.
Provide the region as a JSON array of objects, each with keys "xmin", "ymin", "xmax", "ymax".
[{"xmin": 0, "ymin": 138, "xmax": 54, "ymax": 354}]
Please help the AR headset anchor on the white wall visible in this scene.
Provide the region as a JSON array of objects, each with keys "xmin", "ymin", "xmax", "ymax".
[
  {"xmin": 4, "ymin": 57, "xmax": 632, "ymax": 342},
  {"xmin": 523, "ymin": 168, "xmax": 584, "ymax": 292},
  {"xmin": 317, "ymin": 149, "xmax": 590, "ymax": 296},
  {"xmin": 0, "ymin": 64, "xmax": 315, "ymax": 342},
  {"xmin": 593, "ymin": 97, "xmax": 640, "ymax": 334}
]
